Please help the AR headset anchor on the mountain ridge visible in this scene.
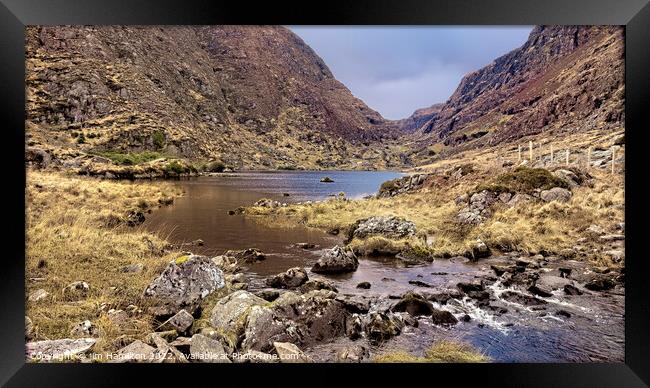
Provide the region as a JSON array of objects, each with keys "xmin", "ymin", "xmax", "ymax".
[
  {"xmin": 402, "ymin": 25, "xmax": 624, "ymax": 156},
  {"xmin": 26, "ymin": 25, "xmax": 407, "ymax": 171}
]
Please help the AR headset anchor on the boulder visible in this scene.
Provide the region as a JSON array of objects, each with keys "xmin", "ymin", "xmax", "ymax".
[
  {"xmin": 148, "ymin": 333, "xmax": 189, "ymax": 363},
  {"xmin": 345, "ymin": 313, "xmax": 364, "ymax": 340},
  {"xmin": 584, "ymin": 275, "xmax": 616, "ymax": 291},
  {"xmin": 273, "ymin": 342, "xmax": 311, "ymax": 363},
  {"xmin": 189, "ymin": 334, "xmax": 231, "ymax": 363},
  {"xmin": 26, "ymin": 338, "xmax": 96, "ymax": 361},
  {"xmin": 126, "ymin": 211, "xmax": 146, "ymax": 227},
  {"xmin": 527, "ymin": 285, "xmax": 553, "ymax": 298},
  {"xmin": 498, "ymin": 192, "xmax": 513, "ymax": 203},
  {"xmin": 564, "ymin": 284, "xmax": 582, "ymax": 295},
  {"xmin": 241, "ymin": 290, "xmax": 348, "ymax": 352},
  {"xmin": 457, "ymin": 190, "xmax": 498, "ymax": 225},
  {"xmin": 169, "ymin": 336, "xmax": 192, "ymax": 353},
  {"xmin": 391, "ymin": 292, "xmax": 434, "ymax": 317},
  {"xmin": 299, "ymin": 279, "xmax": 338, "ymax": 293},
  {"xmin": 210, "ymin": 290, "xmax": 267, "ymax": 337},
  {"xmin": 112, "ymin": 340, "xmax": 157, "ymax": 363},
  {"xmin": 456, "ymin": 280, "xmax": 485, "ymax": 293},
  {"xmin": 500, "ymin": 291, "xmax": 546, "ymax": 306},
  {"xmin": 507, "ymin": 193, "xmax": 534, "ymax": 207},
  {"xmin": 335, "ymin": 294, "xmax": 373, "ymax": 314},
  {"xmin": 158, "ymin": 309, "xmax": 194, "ymax": 333},
  {"xmin": 535, "ymin": 274, "xmax": 572, "ymax": 292},
  {"xmin": 364, "ymin": 312, "xmax": 402, "ymax": 344},
  {"xmin": 553, "ymin": 169, "xmax": 582, "ymax": 188},
  {"xmin": 311, "ymin": 245, "xmax": 359, "ymax": 274},
  {"xmin": 348, "ymin": 216, "xmax": 416, "ymax": 240},
  {"xmin": 408, "ymin": 280, "xmax": 433, "ymax": 288},
  {"xmin": 456, "ymin": 281, "xmax": 490, "ymax": 304},
  {"xmin": 422, "ymin": 290, "xmax": 462, "ymax": 305},
  {"xmin": 468, "ymin": 239, "xmax": 490, "ymax": 260},
  {"xmin": 211, "ymin": 255, "xmax": 239, "ymax": 273},
  {"xmin": 540, "ymin": 187, "xmax": 572, "ymax": 203},
  {"xmin": 378, "ymin": 174, "xmax": 428, "ymax": 198},
  {"xmin": 224, "ymin": 248, "xmax": 266, "ymax": 263},
  {"xmin": 356, "ymin": 281, "xmax": 371, "ymax": 289},
  {"xmin": 144, "ymin": 255, "xmax": 225, "ymax": 317},
  {"xmin": 430, "ymin": 309, "xmax": 458, "ymax": 326},
  {"xmin": 265, "ymin": 267, "xmax": 309, "ymax": 289}
]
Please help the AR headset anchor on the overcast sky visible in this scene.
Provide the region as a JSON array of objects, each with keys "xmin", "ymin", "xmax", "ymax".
[{"xmin": 289, "ymin": 26, "xmax": 533, "ymax": 120}]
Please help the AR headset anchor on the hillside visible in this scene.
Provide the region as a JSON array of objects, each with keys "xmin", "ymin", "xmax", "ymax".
[
  {"xmin": 25, "ymin": 26, "xmax": 407, "ymax": 172},
  {"xmin": 403, "ymin": 26, "xmax": 624, "ymax": 158}
]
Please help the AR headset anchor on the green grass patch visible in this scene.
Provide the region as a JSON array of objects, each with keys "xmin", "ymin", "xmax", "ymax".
[
  {"xmin": 152, "ymin": 131, "xmax": 166, "ymax": 149},
  {"xmin": 95, "ymin": 151, "xmax": 165, "ymax": 166}
]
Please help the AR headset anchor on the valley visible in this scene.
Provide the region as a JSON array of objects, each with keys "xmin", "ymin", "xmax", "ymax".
[{"xmin": 24, "ymin": 25, "xmax": 625, "ymax": 363}]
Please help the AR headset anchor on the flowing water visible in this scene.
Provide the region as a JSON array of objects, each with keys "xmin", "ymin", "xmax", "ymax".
[{"xmin": 143, "ymin": 170, "xmax": 624, "ymax": 362}]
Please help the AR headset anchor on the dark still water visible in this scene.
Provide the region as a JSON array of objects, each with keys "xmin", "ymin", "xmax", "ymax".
[{"xmin": 143, "ymin": 170, "xmax": 403, "ymax": 275}]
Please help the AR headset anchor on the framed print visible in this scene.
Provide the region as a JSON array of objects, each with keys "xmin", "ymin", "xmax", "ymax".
[{"xmin": 1, "ymin": 0, "xmax": 649, "ymax": 386}]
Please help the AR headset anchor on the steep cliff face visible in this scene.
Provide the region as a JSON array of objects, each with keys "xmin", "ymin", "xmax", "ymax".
[
  {"xmin": 395, "ymin": 103, "xmax": 443, "ymax": 134},
  {"xmin": 26, "ymin": 26, "xmax": 403, "ymax": 170},
  {"xmin": 412, "ymin": 26, "xmax": 624, "ymax": 148}
]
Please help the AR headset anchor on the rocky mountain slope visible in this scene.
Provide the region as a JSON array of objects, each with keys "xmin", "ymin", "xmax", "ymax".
[
  {"xmin": 404, "ymin": 25, "xmax": 624, "ymax": 154},
  {"xmin": 26, "ymin": 26, "xmax": 406, "ymax": 171},
  {"xmin": 394, "ymin": 103, "xmax": 443, "ymax": 134}
]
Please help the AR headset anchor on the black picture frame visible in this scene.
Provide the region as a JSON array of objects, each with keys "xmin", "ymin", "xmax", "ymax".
[{"xmin": 2, "ymin": 0, "xmax": 649, "ymax": 386}]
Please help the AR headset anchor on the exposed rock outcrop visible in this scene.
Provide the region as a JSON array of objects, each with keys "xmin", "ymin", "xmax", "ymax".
[
  {"xmin": 311, "ymin": 246, "xmax": 359, "ymax": 274},
  {"xmin": 143, "ymin": 254, "xmax": 225, "ymax": 317}
]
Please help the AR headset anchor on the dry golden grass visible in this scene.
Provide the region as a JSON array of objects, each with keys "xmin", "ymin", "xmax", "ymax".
[
  {"xmin": 246, "ymin": 135, "xmax": 624, "ymax": 261},
  {"xmin": 374, "ymin": 340, "xmax": 490, "ymax": 363},
  {"xmin": 26, "ymin": 170, "xmax": 184, "ymax": 353}
]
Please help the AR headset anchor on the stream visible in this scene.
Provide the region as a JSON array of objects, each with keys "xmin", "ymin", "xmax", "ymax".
[{"xmin": 143, "ymin": 171, "xmax": 624, "ymax": 362}]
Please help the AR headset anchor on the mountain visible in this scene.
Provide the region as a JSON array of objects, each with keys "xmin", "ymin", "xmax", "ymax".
[
  {"xmin": 406, "ymin": 25, "xmax": 624, "ymax": 149},
  {"xmin": 394, "ymin": 103, "xmax": 443, "ymax": 133},
  {"xmin": 25, "ymin": 26, "xmax": 405, "ymax": 170}
]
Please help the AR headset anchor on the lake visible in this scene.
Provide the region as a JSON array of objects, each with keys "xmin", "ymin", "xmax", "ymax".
[{"xmin": 143, "ymin": 170, "xmax": 403, "ymax": 275}]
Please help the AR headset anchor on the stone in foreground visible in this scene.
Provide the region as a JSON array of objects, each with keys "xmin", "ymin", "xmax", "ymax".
[
  {"xmin": 26, "ymin": 338, "xmax": 96, "ymax": 361},
  {"xmin": 210, "ymin": 290, "xmax": 267, "ymax": 336},
  {"xmin": 158, "ymin": 309, "xmax": 194, "ymax": 333},
  {"xmin": 265, "ymin": 267, "xmax": 309, "ymax": 289},
  {"xmin": 540, "ymin": 187, "xmax": 572, "ymax": 203},
  {"xmin": 190, "ymin": 334, "xmax": 231, "ymax": 363},
  {"xmin": 311, "ymin": 245, "xmax": 359, "ymax": 274},
  {"xmin": 273, "ymin": 342, "xmax": 311, "ymax": 363},
  {"xmin": 112, "ymin": 340, "xmax": 157, "ymax": 363},
  {"xmin": 144, "ymin": 254, "xmax": 225, "ymax": 317}
]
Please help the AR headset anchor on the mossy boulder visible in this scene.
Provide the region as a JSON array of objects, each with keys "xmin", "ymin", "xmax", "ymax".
[{"xmin": 473, "ymin": 166, "xmax": 569, "ymax": 195}]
